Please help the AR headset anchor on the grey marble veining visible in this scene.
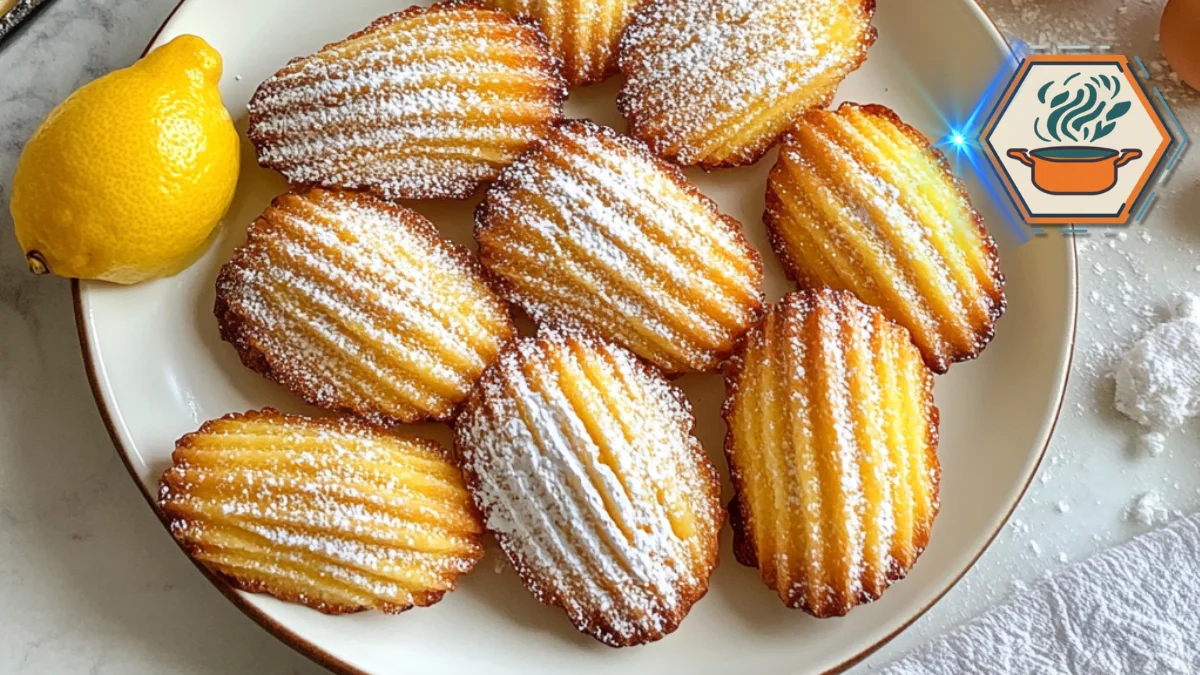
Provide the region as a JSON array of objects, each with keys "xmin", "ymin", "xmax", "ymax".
[{"xmin": 0, "ymin": 1, "xmax": 1197, "ymax": 674}]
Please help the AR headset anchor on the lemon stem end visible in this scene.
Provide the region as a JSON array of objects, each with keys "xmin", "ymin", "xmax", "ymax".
[{"xmin": 25, "ymin": 251, "xmax": 50, "ymax": 276}]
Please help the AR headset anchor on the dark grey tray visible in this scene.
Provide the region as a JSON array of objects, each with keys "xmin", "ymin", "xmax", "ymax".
[{"xmin": 1, "ymin": 0, "xmax": 58, "ymax": 46}]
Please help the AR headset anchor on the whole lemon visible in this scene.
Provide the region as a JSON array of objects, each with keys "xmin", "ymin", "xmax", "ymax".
[{"xmin": 11, "ymin": 35, "xmax": 240, "ymax": 284}]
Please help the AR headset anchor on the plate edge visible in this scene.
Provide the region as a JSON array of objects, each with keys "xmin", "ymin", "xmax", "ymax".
[
  {"xmin": 67, "ymin": 3, "xmax": 365, "ymax": 671},
  {"xmin": 68, "ymin": 1, "xmax": 1079, "ymax": 672}
]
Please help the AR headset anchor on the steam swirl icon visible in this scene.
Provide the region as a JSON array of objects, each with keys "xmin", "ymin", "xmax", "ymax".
[{"xmin": 1007, "ymin": 72, "xmax": 1142, "ymax": 195}]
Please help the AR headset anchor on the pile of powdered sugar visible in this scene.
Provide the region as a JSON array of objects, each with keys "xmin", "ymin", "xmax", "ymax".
[
  {"xmin": 1114, "ymin": 292, "xmax": 1200, "ymax": 437},
  {"xmin": 1104, "ymin": 292, "xmax": 1200, "ymax": 529},
  {"xmin": 1047, "ymin": 230, "xmax": 1200, "ymax": 539},
  {"xmin": 1125, "ymin": 490, "xmax": 1177, "ymax": 527}
]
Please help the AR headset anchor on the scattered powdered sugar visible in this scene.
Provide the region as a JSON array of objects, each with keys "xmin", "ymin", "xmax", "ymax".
[
  {"xmin": 1114, "ymin": 293, "xmax": 1200, "ymax": 432},
  {"xmin": 617, "ymin": 0, "xmax": 872, "ymax": 164},
  {"xmin": 1175, "ymin": 292, "xmax": 1200, "ymax": 320},
  {"xmin": 1074, "ymin": 233, "xmax": 1192, "ymax": 395},
  {"xmin": 1001, "ymin": 0, "xmax": 1193, "ymax": 104},
  {"xmin": 1125, "ymin": 491, "xmax": 1174, "ymax": 527},
  {"xmin": 1008, "ymin": 578, "xmax": 1029, "ymax": 596},
  {"xmin": 1135, "ymin": 430, "xmax": 1168, "ymax": 458},
  {"xmin": 246, "ymin": 4, "xmax": 565, "ymax": 200},
  {"xmin": 454, "ymin": 329, "xmax": 719, "ymax": 645}
]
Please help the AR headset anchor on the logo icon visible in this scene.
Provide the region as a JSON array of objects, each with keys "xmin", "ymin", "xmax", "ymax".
[{"xmin": 982, "ymin": 55, "xmax": 1172, "ymax": 225}]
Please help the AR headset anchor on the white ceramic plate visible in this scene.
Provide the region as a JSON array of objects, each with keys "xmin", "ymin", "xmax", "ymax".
[{"xmin": 74, "ymin": 1, "xmax": 1077, "ymax": 673}]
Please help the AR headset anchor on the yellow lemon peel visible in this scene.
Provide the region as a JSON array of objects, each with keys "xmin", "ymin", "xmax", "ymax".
[{"xmin": 11, "ymin": 34, "xmax": 240, "ymax": 284}]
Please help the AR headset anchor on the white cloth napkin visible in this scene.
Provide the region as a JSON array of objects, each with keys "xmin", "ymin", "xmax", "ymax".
[{"xmin": 880, "ymin": 513, "xmax": 1200, "ymax": 674}]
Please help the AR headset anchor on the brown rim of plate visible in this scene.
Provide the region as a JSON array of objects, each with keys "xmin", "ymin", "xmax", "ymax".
[{"xmin": 70, "ymin": 1, "xmax": 1077, "ymax": 672}]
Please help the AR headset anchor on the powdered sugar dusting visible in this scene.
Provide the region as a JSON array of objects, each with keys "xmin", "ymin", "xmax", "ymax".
[
  {"xmin": 454, "ymin": 328, "xmax": 721, "ymax": 646},
  {"xmin": 477, "ymin": 120, "xmax": 764, "ymax": 374},
  {"xmin": 617, "ymin": 0, "xmax": 873, "ymax": 165},
  {"xmin": 723, "ymin": 289, "xmax": 938, "ymax": 615},
  {"xmin": 814, "ymin": 300, "xmax": 867, "ymax": 601},
  {"xmin": 483, "ymin": 0, "xmax": 642, "ymax": 85},
  {"xmin": 781, "ymin": 142, "xmax": 945, "ymax": 348},
  {"xmin": 159, "ymin": 410, "xmax": 483, "ymax": 612},
  {"xmin": 247, "ymin": 3, "xmax": 566, "ymax": 200},
  {"xmin": 766, "ymin": 105, "xmax": 1004, "ymax": 374},
  {"xmin": 216, "ymin": 189, "xmax": 513, "ymax": 425}
]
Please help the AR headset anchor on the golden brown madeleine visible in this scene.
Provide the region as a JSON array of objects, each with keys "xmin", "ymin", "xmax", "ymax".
[
  {"xmin": 481, "ymin": 0, "xmax": 645, "ymax": 85},
  {"xmin": 617, "ymin": 0, "xmax": 874, "ymax": 167},
  {"xmin": 765, "ymin": 103, "xmax": 1005, "ymax": 373},
  {"xmin": 455, "ymin": 329, "xmax": 722, "ymax": 646},
  {"xmin": 475, "ymin": 120, "xmax": 764, "ymax": 374},
  {"xmin": 722, "ymin": 289, "xmax": 940, "ymax": 617},
  {"xmin": 247, "ymin": 2, "xmax": 567, "ymax": 200},
  {"xmin": 158, "ymin": 409, "xmax": 485, "ymax": 614},
  {"xmin": 216, "ymin": 188, "xmax": 515, "ymax": 425}
]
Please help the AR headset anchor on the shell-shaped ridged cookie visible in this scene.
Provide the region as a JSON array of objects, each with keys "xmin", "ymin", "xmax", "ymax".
[
  {"xmin": 159, "ymin": 409, "xmax": 485, "ymax": 614},
  {"xmin": 247, "ymin": 1, "xmax": 567, "ymax": 200},
  {"xmin": 617, "ymin": 0, "xmax": 875, "ymax": 167},
  {"xmin": 455, "ymin": 329, "xmax": 723, "ymax": 647},
  {"xmin": 481, "ymin": 0, "xmax": 645, "ymax": 85},
  {"xmin": 475, "ymin": 120, "xmax": 764, "ymax": 374},
  {"xmin": 722, "ymin": 289, "xmax": 940, "ymax": 617},
  {"xmin": 765, "ymin": 103, "xmax": 1005, "ymax": 373},
  {"xmin": 215, "ymin": 187, "xmax": 515, "ymax": 425}
]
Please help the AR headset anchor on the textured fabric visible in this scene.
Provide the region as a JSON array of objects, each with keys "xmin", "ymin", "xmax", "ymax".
[{"xmin": 881, "ymin": 513, "xmax": 1200, "ymax": 674}]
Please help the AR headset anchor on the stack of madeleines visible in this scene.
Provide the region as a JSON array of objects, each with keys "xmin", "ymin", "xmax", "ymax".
[{"xmin": 158, "ymin": 0, "xmax": 1005, "ymax": 647}]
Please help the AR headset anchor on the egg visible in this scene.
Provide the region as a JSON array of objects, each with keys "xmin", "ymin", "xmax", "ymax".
[{"xmin": 1162, "ymin": 0, "xmax": 1200, "ymax": 91}]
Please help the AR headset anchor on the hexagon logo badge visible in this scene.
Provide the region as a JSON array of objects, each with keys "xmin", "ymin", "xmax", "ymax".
[{"xmin": 982, "ymin": 55, "xmax": 1172, "ymax": 225}]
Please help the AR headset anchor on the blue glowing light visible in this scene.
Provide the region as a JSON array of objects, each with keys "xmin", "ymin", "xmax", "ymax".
[{"xmin": 920, "ymin": 52, "xmax": 1031, "ymax": 245}]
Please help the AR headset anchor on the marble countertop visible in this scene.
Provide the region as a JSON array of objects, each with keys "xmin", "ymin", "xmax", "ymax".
[{"xmin": 1, "ymin": 0, "xmax": 1197, "ymax": 672}]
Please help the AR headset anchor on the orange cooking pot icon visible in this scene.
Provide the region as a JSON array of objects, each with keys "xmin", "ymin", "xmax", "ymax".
[{"xmin": 1006, "ymin": 146, "xmax": 1142, "ymax": 195}]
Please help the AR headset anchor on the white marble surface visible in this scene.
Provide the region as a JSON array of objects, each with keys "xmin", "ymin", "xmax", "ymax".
[{"xmin": 0, "ymin": 1, "xmax": 1197, "ymax": 673}]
